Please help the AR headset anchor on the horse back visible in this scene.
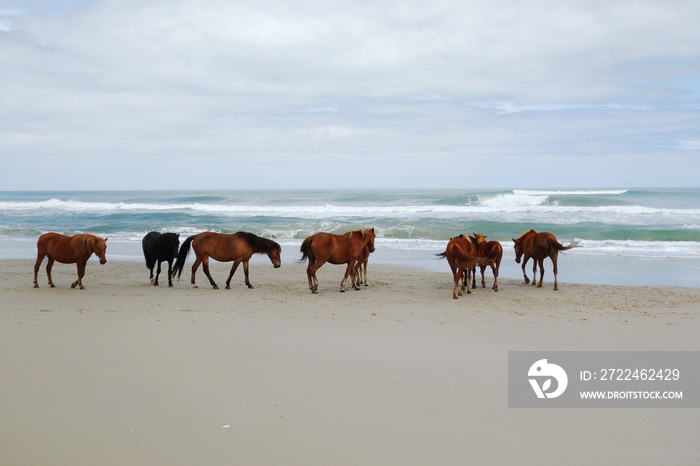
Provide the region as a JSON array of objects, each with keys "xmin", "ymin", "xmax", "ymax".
[
  {"xmin": 479, "ymin": 241, "xmax": 503, "ymax": 261},
  {"xmin": 310, "ymin": 232, "xmax": 357, "ymax": 264},
  {"xmin": 37, "ymin": 232, "xmax": 82, "ymax": 263}
]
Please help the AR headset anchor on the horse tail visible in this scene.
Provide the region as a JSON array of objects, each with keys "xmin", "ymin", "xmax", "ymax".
[
  {"xmin": 299, "ymin": 237, "xmax": 315, "ymax": 263},
  {"xmin": 171, "ymin": 235, "xmax": 195, "ymax": 280},
  {"xmin": 435, "ymin": 251, "xmax": 447, "ymax": 259},
  {"xmin": 549, "ymin": 238, "xmax": 580, "ymax": 252}
]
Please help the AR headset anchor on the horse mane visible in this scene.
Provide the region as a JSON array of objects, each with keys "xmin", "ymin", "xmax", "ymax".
[
  {"xmin": 344, "ymin": 228, "xmax": 373, "ymax": 238},
  {"xmin": 513, "ymin": 229, "xmax": 537, "ymax": 242},
  {"xmin": 234, "ymin": 231, "xmax": 281, "ymax": 253}
]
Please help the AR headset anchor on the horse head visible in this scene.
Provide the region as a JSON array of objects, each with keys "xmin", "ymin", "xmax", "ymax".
[
  {"xmin": 93, "ymin": 236, "xmax": 108, "ymax": 264},
  {"xmin": 268, "ymin": 242, "xmax": 282, "ymax": 268},
  {"xmin": 363, "ymin": 228, "xmax": 376, "ymax": 253},
  {"xmin": 512, "ymin": 237, "xmax": 523, "ymax": 263}
]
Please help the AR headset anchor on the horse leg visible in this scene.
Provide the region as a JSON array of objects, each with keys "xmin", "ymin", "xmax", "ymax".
[
  {"xmin": 492, "ymin": 261, "xmax": 500, "ymax": 291},
  {"xmin": 243, "ymin": 261, "xmax": 254, "ymax": 289},
  {"xmin": 531, "ymin": 258, "xmax": 538, "ymax": 286},
  {"xmin": 166, "ymin": 259, "xmax": 174, "ymax": 287},
  {"xmin": 340, "ymin": 262, "xmax": 354, "ymax": 292},
  {"xmin": 551, "ymin": 253, "xmax": 559, "ymax": 291},
  {"xmin": 362, "ymin": 260, "xmax": 368, "ymax": 286},
  {"xmin": 33, "ymin": 253, "xmax": 45, "ymax": 288},
  {"xmin": 225, "ymin": 261, "xmax": 240, "ymax": 289},
  {"xmin": 190, "ymin": 258, "xmax": 201, "ymax": 288},
  {"xmin": 471, "ymin": 266, "xmax": 476, "ymax": 289},
  {"xmin": 537, "ymin": 258, "xmax": 545, "ymax": 288},
  {"xmin": 465, "ymin": 267, "xmax": 472, "ymax": 294},
  {"xmin": 452, "ymin": 268, "xmax": 462, "ymax": 299},
  {"xmin": 521, "ymin": 256, "xmax": 530, "ymax": 284},
  {"xmin": 46, "ymin": 257, "xmax": 56, "ymax": 288},
  {"xmin": 480, "ymin": 264, "xmax": 486, "ymax": 288},
  {"xmin": 154, "ymin": 259, "xmax": 162, "ymax": 286},
  {"xmin": 201, "ymin": 256, "xmax": 218, "ymax": 289},
  {"xmin": 72, "ymin": 260, "xmax": 87, "ymax": 289},
  {"xmin": 307, "ymin": 260, "xmax": 324, "ymax": 293}
]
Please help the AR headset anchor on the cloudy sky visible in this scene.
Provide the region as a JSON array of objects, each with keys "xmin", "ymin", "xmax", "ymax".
[{"xmin": 1, "ymin": 0, "xmax": 699, "ymax": 190}]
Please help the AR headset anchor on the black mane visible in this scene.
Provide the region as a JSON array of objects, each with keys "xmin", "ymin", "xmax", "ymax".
[{"xmin": 233, "ymin": 231, "xmax": 281, "ymax": 253}]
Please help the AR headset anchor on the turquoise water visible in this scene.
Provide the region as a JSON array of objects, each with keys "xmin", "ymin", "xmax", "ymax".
[{"xmin": 2, "ymin": 188, "xmax": 698, "ymax": 287}]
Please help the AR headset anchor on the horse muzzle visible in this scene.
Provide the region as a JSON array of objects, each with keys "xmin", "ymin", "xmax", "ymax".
[
  {"xmin": 515, "ymin": 257, "xmax": 521, "ymax": 264},
  {"xmin": 100, "ymin": 259, "xmax": 107, "ymax": 265},
  {"xmin": 274, "ymin": 263, "xmax": 281, "ymax": 268}
]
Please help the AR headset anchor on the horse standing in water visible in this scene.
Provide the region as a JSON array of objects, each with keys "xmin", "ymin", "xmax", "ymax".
[
  {"xmin": 470, "ymin": 233, "xmax": 503, "ymax": 291},
  {"xmin": 142, "ymin": 232, "xmax": 180, "ymax": 287},
  {"xmin": 436, "ymin": 235, "xmax": 488, "ymax": 299},
  {"xmin": 171, "ymin": 232, "xmax": 281, "ymax": 289},
  {"xmin": 33, "ymin": 233, "xmax": 108, "ymax": 289},
  {"xmin": 512, "ymin": 229, "xmax": 579, "ymax": 290},
  {"xmin": 299, "ymin": 228, "xmax": 376, "ymax": 293}
]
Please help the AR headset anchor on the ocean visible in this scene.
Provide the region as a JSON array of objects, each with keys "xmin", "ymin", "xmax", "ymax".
[{"xmin": 1, "ymin": 188, "xmax": 698, "ymax": 287}]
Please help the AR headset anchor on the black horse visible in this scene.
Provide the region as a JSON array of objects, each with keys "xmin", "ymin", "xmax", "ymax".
[{"xmin": 142, "ymin": 232, "xmax": 180, "ymax": 287}]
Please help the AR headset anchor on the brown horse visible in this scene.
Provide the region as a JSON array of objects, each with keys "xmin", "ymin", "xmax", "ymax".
[
  {"xmin": 33, "ymin": 232, "xmax": 108, "ymax": 289},
  {"xmin": 512, "ymin": 229, "xmax": 579, "ymax": 290},
  {"xmin": 299, "ymin": 228, "xmax": 375, "ymax": 293},
  {"xmin": 171, "ymin": 232, "xmax": 281, "ymax": 289},
  {"xmin": 470, "ymin": 233, "xmax": 503, "ymax": 291},
  {"xmin": 436, "ymin": 235, "xmax": 488, "ymax": 299}
]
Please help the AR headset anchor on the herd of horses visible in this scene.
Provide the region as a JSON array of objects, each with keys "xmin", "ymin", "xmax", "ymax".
[{"xmin": 32, "ymin": 228, "xmax": 579, "ymax": 297}]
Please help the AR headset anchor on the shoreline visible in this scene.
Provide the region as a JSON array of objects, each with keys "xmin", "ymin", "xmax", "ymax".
[
  {"xmin": 4, "ymin": 237, "xmax": 699, "ymax": 289},
  {"xmin": 2, "ymin": 259, "xmax": 700, "ymax": 464}
]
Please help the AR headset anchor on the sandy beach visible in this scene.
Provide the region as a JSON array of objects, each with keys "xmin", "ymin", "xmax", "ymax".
[{"xmin": 2, "ymin": 258, "xmax": 699, "ymax": 465}]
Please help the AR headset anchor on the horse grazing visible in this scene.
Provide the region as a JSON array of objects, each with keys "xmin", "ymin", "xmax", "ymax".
[
  {"xmin": 470, "ymin": 233, "xmax": 503, "ymax": 291},
  {"xmin": 142, "ymin": 232, "xmax": 180, "ymax": 287},
  {"xmin": 170, "ymin": 231, "xmax": 281, "ymax": 289},
  {"xmin": 512, "ymin": 229, "xmax": 579, "ymax": 290},
  {"xmin": 436, "ymin": 235, "xmax": 488, "ymax": 299},
  {"xmin": 33, "ymin": 232, "xmax": 108, "ymax": 289},
  {"xmin": 299, "ymin": 228, "xmax": 376, "ymax": 293}
]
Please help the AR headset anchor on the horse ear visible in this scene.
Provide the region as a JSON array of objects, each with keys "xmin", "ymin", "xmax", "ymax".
[{"xmin": 105, "ymin": 237, "xmax": 109, "ymax": 242}]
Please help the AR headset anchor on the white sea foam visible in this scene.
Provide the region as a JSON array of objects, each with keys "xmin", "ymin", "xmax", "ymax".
[{"xmin": 513, "ymin": 189, "xmax": 628, "ymax": 196}]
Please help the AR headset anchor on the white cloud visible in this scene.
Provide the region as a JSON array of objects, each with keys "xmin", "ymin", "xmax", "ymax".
[{"xmin": 1, "ymin": 0, "xmax": 699, "ymax": 189}]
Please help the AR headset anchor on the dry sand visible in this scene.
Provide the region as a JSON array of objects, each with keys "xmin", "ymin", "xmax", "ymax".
[{"xmin": 1, "ymin": 258, "xmax": 699, "ymax": 465}]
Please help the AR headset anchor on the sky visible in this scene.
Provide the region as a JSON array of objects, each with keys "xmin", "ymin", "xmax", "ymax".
[{"xmin": 1, "ymin": 0, "xmax": 699, "ymax": 190}]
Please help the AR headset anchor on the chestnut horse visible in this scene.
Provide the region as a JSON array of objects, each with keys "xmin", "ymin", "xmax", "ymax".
[
  {"xmin": 512, "ymin": 229, "xmax": 579, "ymax": 290},
  {"xmin": 33, "ymin": 232, "xmax": 108, "ymax": 289},
  {"xmin": 436, "ymin": 235, "xmax": 488, "ymax": 299},
  {"xmin": 142, "ymin": 232, "xmax": 180, "ymax": 287},
  {"xmin": 470, "ymin": 233, "xmax": 503, "ymax": 291},
  {"xmin": 299, "ymin": 228, "xmax": 375, "ymax": 293},
  {"xmin": 171, "ymin": 232, "xmax": 281, "ymax": 289}
]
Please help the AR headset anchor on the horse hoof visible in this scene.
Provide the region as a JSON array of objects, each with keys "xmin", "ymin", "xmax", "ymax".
[
  {"xmin": 247, "ymin": 285, "xmax": 254, "ymax": 289},
  {"xmin": 168, "ymin": 284, "xmax": 173, "ymax": 288},
  {"xmin": 453, "ymin": 295, "xmax": 459, "ymax": 299},
  {"xmin": 225, "ymin": 285, "xmax": 231, "ymax": 290},
  {"xmin": 49, "ymin": 284, "xmax": 55, "ymax": 288},
  {"xmin": 340, "ymin": 289, "xmax": 346, "ymax": 293},
  {"xmin": 33, "ymin": 284, "xmax": 39, "ymax": 288},
  {"xmin": 192, "ymin": 285, "xmax": 198, "ymax": 289},
  {"xmin": 213, "ymin": 285, "xmax": 219, "ymax": 290},
  {"xmin": 154, "ymin": 282, "xmax": 159, "ymax": 287},
  {"xmin": 150, "ymin": 279, "xmax": 155, "ymax": 285}
]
